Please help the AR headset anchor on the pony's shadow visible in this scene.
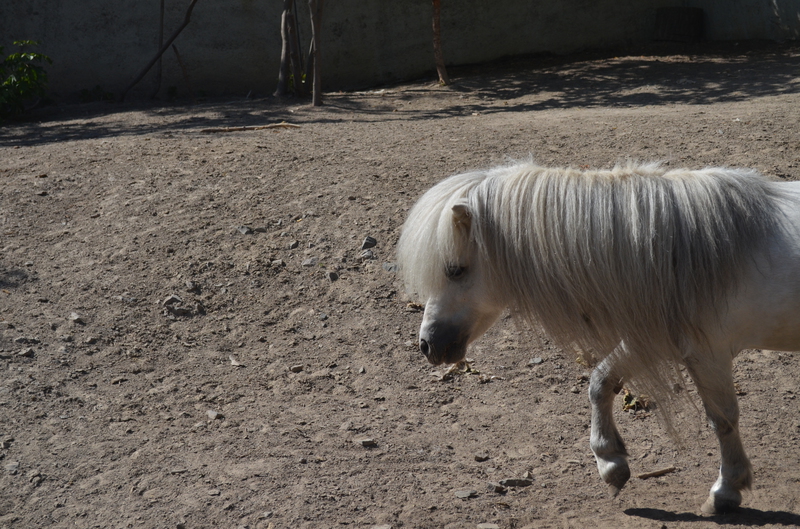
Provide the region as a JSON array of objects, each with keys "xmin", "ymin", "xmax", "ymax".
[{"xmin": 625, "ymin": 507, "xmax": 800, "ymax": 526}]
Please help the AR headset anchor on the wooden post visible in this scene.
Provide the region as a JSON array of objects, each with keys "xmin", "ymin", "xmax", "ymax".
[
  {"xmin": 308, "ymin": 0, "xmax": 324, "ymax": 106},
  {"xmin": 432, "ymin": 0, "xmax": 450, "ymax": 85}
]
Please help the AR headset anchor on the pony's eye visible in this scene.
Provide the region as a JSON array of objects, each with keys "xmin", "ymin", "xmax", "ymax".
[{"xmin": 445, "ymin": 265, "xmax": 467, "ymax": 280}]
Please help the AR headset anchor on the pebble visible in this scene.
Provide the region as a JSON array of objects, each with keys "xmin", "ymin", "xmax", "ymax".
[
  {"xmin": 529, "ymin": 357, "xmax": 544, "ymax": 365},
  {"xmin": 301, "ymin": 257, "xmax": 318, "ymax": 267},
  {"xmin": 382, "ymin": 262, "xmax": 399, "ymax": 273},
  {"xmin": 360, "ymin": 250, "xmax": 375, "ymax": 261},
  {"xmin": 372, "ymin": 525, "xmax": 392, "ymax": 529},
  {"xmin": 69, "ymin": 312, "xmax": 85, "ymax": 324},
  {"xmin": 208, "ymin": 488, "xmax": 221, "ymax": 496},
  {"xmin": 361, "ymin": 236, "xmax": 377, "ymax": 250},
  {"xmin": 327, "ymin": 271, "xmax": 339, "ymax": 282},
  {"xmin": 289, "ymin": 364, "xmax": 304, "ymax": 373},
  {"xmin": 454, "ymin": 489, "xmax": 478, "ymax": 499},
  {"xmin": 18, "ymin": 348, "xmax": 34, "ymax": 358},
  {"xmin": 477, "ymin": 524, "xmax": 500, "ymax": 529},
  {"xmin": 288, "ymin": 240, "xmax": 299, "ymax": 250},
  {"xmin": 207, "ymin": 410, "xmax": 224, "ymax": 420},
  {"xmin": 13, "ymin": 336, "xmax": 40, "ymax": 344},
  {"xmin": 237, "ymin": 226, "xmax": 254, "ymax": 235},
  {"xmin": 85, "ymin": 336, "xmax": 98, "ymax": 345},
  {"xmin": 486, "ymin": 482, "xmax": 506, "ymax": 493},
  {"xmin": 357, "ymin": 438, "xmax": 377, "ymax": 447},
  {"xmin": 185, "ymin": 281, "xmax": 200, "ymax": 293},
  {"xmin": 163, "ymin": 294, "xmax": 183, "ymax": 306},
  {"xmin": 271, "ymin": 259, "xmax": 285, "ymax": 267},
  {"xmin": 474, "ymin": 452, "xmax": 490, "ymax": 462},
  {"xmin": 499, "ymin": 478, "xmax": 532, "ymax": 487},
  {"xmin": 5, "ymin": 461, "xmax": 20, "ymax": 475},
  {"xmin": 570, "ymin": 386, "xmax": 580, "ymax": 393}
]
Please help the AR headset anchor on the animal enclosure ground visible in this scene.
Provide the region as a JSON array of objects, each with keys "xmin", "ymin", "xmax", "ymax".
[{"xmin": 1, "ymin": 42, "xmax": 800, "ymax": 529}]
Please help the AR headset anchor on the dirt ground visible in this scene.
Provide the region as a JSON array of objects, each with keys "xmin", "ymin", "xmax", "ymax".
[{"xmin": 1, "ymin": 42, "xmax": 800, "ymax": 529}]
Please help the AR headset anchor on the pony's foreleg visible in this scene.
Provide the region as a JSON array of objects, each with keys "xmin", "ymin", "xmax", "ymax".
[
  {"xmin": 685, "ymin": 357, "xmax": 752, "ymax": 514},
  {"xmin": 589, "ymin": 356, "xmax": 630, "ymax": 496}
]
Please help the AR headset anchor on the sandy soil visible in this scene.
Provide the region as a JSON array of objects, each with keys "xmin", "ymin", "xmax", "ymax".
[{"xmin": 1, "ymin": 42, "xmax": 800, "ymax": 529}]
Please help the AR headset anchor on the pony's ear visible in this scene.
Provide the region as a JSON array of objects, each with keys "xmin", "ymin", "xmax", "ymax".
[{"xmin": 452, "ymin": 203, "xmax": 472, "ymax": 231}]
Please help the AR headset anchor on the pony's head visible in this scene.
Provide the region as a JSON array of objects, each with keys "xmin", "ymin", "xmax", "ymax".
[{"xmin": 397, "ymin": 170, "xmax": 505, "ymax": 365}]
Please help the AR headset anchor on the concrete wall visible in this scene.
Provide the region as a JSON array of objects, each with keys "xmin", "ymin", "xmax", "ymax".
[{"xmin": 2, "ymin": 0, "xmax": 799, "ymax": 101}]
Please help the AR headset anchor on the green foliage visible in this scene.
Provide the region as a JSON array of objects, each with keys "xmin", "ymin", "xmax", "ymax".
[{"xmin": 0, "ymin": 40, "xmax": 53, "ymax": 119}]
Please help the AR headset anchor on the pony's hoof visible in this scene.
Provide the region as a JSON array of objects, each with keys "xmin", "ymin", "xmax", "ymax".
[
  {"xmin": 701, "ymin": 495, "xmax": 741, "ymax": 515},
  {"xmin": 599, "ymin": 459, "xmax": 630, "ymax": 496}
]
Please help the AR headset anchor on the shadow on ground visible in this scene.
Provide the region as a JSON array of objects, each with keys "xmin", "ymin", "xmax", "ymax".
[
  {"xmin": 2, "ymin": 41, "xmax": 799, "ymax": 147},
  {"xmin": 626, "ymin": 507, "xmax": 800, "ymax": 527}
]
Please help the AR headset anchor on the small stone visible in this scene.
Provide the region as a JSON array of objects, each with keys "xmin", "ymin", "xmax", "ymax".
[
  {"xmin": 18, "ymin": 348, "xmax": 34, "ymax": 358},
  {"xmin": 454, "ymin": 489, "xmax": 478, "ymax": 499},
  {"xmin": 254, "ymin": 226, "xmax": 268, "ymax": 233},
  {"xmin": 271, "ymin": 259, "xmax": 285, "ymax": 267},
  {"xmin": 358, "ymin": 366, "xmax": 366, "ymax": 374},
  {"xmin": 499, "ymin": 478, "xmax": 533, "ymax": 487},
  {"xmin": 237, "ymin": 226, "xmax": 253, "ymax": 235},
  {"xmin": 163, "ymin": 294, "xmax": 183, "ymax": 306},
  {"xmin": 486, "ymin": 482, "xmax": 506, "ymax": 493},
  {"xmin": 288, "ymin": 240, "xmax": 299, "ymax": 250},
  {"xmin": 382, "ymin": 262, "xmax": 399, "ymax": 273},
  {"xmin": 357, "ymin": 438, "xmax": 377, "ymax": 447},
  {"xmin": 475, "ymin": 452, "xmax": 490, "ymax": 462},
  {"xmin": 360, "ymin": 250, "xmax": 375, "ymax": 261},
  {"xmin": 85, "ymin": 336, "xmax": 98, "ymax": 345},
  {"xmin": 14, "ymin": 336, "xmax": 40, "ymax": 344},
  {"xmin": 361, "ymin": 236, "xmax": 377, "ymax": 250},
  {"xmin": 529, "ymin": 357, "xmax": 544, "ymax": 365},
  {"xmin": 69, "ymin": 312, "xmax": 85, "ymax": 324},
  {"xmin": 289, "ymin": 364, "xmax": 304, "ymax": 373},
  {"xmin": 5, "ymin": 461, "xmax": 20, "ymax": 475},
  {"xmin": 208, "ymin": 488, "xmax": 221, "ymax": 496},
  {"xmin": 1, "ymin": 439, "xmax": 13, "ymax": 449},
  {"xmin": 570, "ymin": 386, "xmax": 580, "ymax": 394},
  {"xmin": 207, "ymin": 410, "xmax": 223, "ymax": 420},
  {"xmin": 327, "ymin": 271, "xmax": 339, "ymax": 282},
  {"xmin": 301, "ymin": 257, "xmax": 318, "ymax": 267},
  {"xmin": 319, "ymin": 313, "xmax": 328, "ymax": 321},
  {"xmin": 185, "ymin": 281, "xmax": 200, "ymax": 293},
  {"xmin": 477, "ymin": 524, "xmax": 500, "ymax": 529},
  {"xmin": 372, "ymin": 525, "xmax": 392, "ymax": 529},
  {"xmin": 299, "ymin": 458, "xmax": 308, "ymax": 464}
]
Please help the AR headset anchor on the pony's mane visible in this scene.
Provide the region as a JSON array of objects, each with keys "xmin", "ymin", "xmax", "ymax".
[{"xmin": 399, "ymin": 161, "xmax": 784, "ymax": 421}]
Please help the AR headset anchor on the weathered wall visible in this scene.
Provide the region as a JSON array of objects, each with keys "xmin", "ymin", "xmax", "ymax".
[{"xmin": 2, "ymin": 0, "xmax": 799, "ymax": 100}]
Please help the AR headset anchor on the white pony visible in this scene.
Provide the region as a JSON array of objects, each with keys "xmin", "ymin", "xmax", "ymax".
[{"xmin": 397, "ymin": 161, "xmax": 800, "ymax": 514}]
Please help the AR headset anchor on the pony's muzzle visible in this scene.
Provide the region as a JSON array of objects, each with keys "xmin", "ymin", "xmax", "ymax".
[{"xmin": 418, "ymin": 326, "xmax": 468, "ymax": 365}]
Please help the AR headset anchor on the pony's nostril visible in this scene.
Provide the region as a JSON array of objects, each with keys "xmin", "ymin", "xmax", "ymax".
[{"xmin": 419, "ymin": 338, "xmax": 430, "ymax": 357}]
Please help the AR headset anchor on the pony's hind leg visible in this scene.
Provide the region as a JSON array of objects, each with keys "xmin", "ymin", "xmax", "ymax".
[
  {"xmin": 685, "ymin": 355, "xmax": 752, "ymax": 514},
  {"xmin": 589, "ymin": 356, "xmax": 630, "ymax": 496}
]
